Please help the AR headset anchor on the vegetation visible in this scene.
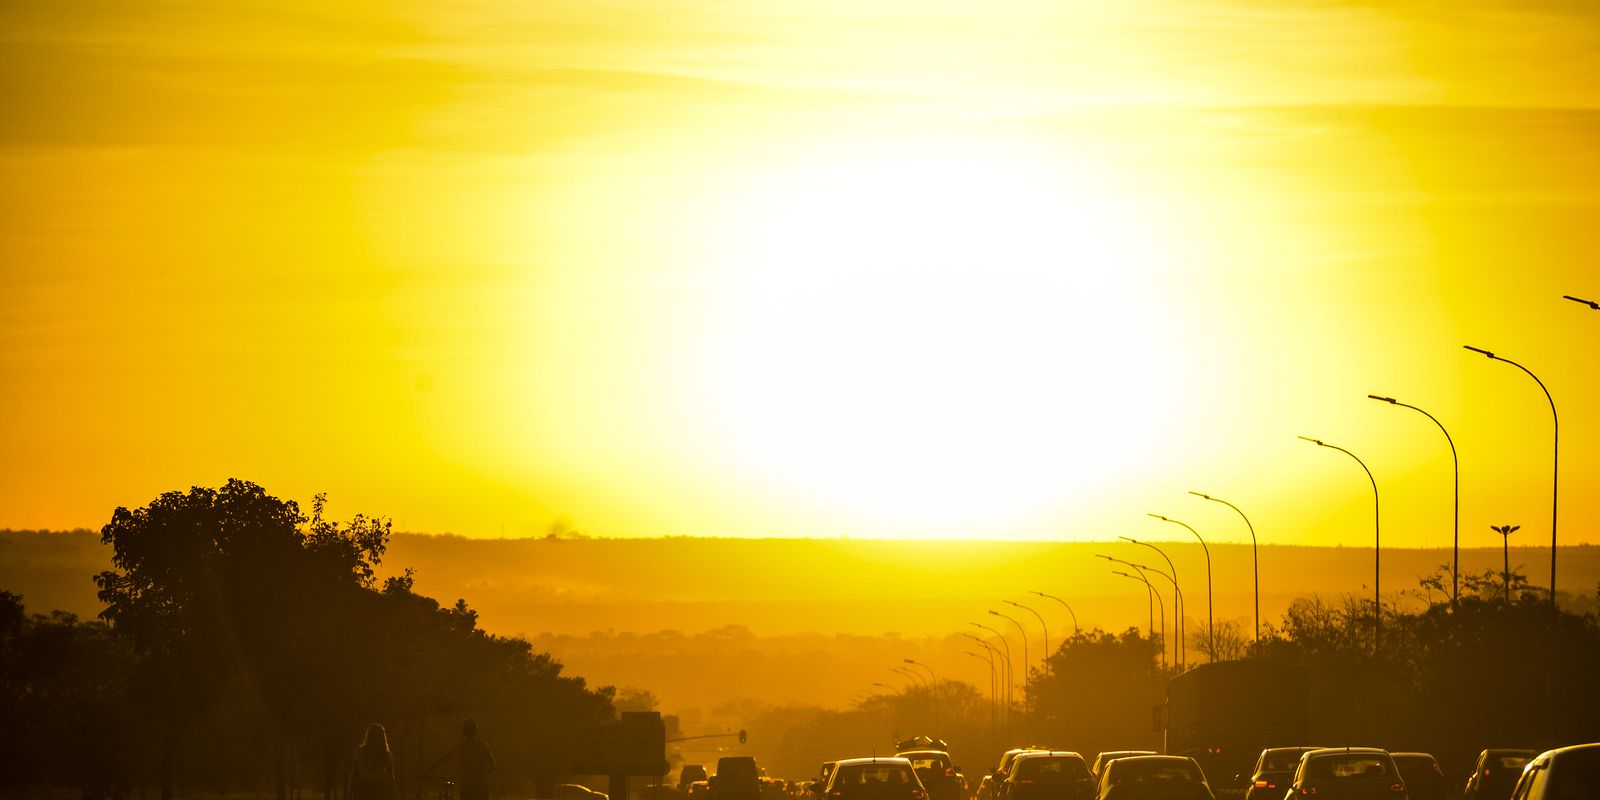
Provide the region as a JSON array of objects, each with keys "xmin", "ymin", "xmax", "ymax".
[{"xmin": 1, "ymin": 480, "xmax": 615, "ymax": 800}]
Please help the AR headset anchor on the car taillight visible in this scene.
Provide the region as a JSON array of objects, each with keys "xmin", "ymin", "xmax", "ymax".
[
  {"xmin": 1299, "ymin": 788, "xmax": 1317, "ymax": 797},
  {"xmin": 913, "ymin": 791, "xmax": 927, "ymax": 799},
  {"xmin": 1018, "ymin": 781, "xmax": 1034, "ymax": 786},
  {"xmin": 1390, "ymin": 785, "xmax": 1406, "ymax": 794},
  {"xmin": 1254, "ymin": 782, "xmax": 1273, "ymax": 789},
  {"xmin": 947, "ymin": 770, "xmax": 957, "ymax": 778},
  {"xmin": 830, "ymin": 793, "xmax": 842, "ymax": 798}
]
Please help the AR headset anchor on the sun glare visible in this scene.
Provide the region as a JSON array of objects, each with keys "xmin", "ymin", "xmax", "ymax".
[{"xmin": 699, "ymin": 140, "xmax": 1183, "ymax": 536}]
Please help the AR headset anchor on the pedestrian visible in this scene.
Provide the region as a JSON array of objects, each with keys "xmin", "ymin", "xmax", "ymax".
[
  {"xmin": 349, "ymin": 724, "xmax": 398, "ymax": 800},
  {"xmin": 426, "ymin": 719, "xmax": 496, "ymax": 800}
]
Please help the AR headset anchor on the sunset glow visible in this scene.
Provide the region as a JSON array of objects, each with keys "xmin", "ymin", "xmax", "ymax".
[{"xmin": 3, "ymin": 0, "xmax": 1599, "ymax": 547}]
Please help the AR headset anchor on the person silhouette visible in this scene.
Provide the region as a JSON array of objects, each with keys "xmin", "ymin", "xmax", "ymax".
[
  {"xmin": 349, "ymin": 724, "xmax": 397, "ymax": 800},
  {"xmin": 427, "ymin": 719, "xmax": 496, "ymax": 800}
]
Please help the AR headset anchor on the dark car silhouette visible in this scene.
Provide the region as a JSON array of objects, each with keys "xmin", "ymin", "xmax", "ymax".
[
  {"xmin": 1284, "ymin": 748, "xmax": 1406, "ymax": 800},
  {"xmin": 1464, "ymin": 750, "xmax": 1537, "ymax": 800},
  {"xmin": 897, "ymin": 750, "xmax": 962, "ymax": 800},
  {"xmin": 713, "ymin": 757, "xmax": 763, "ymax": 800},
  {"xmin": 823, "ymin": 758, "xmax": 929, "ymax": 800},
  {"xmin": 1508, "ymin": 742, "xmax": 1600, "ymax": 800},
  {"xmin": 1389, "ymin": 754, "xmax": 1445, "ymax": 800},
  {"xmin": 1244, "ymin": 748, "xmax": 1325, "ymax": 800},
  {"xmin": 1092, "ymin": 753, "xmax": 1159, "ymax": 784},
  {"xmin": 1004, "ymin": 751, "xmax": 1094, "ymax": 800},
  {"xmin": 1095, "ymin": 755, "xmax": 1212, "ymax": 800}
]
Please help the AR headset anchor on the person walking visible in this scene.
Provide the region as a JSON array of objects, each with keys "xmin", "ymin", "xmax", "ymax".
[
  {"xmin": 426, "ymin": 719, "xmax": 496, "ymax": 800},
  {"xmin": 349, "ymin": 724, "xmax": 398, "ymax": 800}
]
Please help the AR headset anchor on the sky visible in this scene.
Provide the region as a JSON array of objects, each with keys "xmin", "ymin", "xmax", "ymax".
[{"xmin": 3, "ymin": 1, "xmax": 1600, "ymax": 561}]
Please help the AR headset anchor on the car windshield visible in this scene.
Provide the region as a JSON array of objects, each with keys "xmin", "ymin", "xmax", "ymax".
[
  {"xmin": 906, "ymin": 755, "xmax": 951, "ymax": 772},
  {"xmin": 1264, "ymin": 751, "xmax": 1313, "ymax": 772},
  {"xmin": 836, "ymin": 765, "xmax": 918, "ymax": 787},
  {"xmin": 1113, "ymin": 760, "xmax": 1202, "ymax": 784},
  {"xmin": 1392, "ymin": 757, "xmax": 1435, "ymax": 775},
  {"xmin": 1307, "ymin": 756, "xmax": 1391, "ymax": 779},
  {"xmin": 1496, "ymin": 755, "xmax": 1532, "ymax": 771},
  {"xmin": 1016, "ymin": 758, "xmax": 1089, "ymax": 781}
]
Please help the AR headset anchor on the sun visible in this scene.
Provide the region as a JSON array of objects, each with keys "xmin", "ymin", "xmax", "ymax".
[{"xmin": 692, "ymin": 136, "xmax": 1183, "ymax": 537}]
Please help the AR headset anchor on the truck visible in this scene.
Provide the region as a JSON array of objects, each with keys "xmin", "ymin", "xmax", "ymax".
[{"xmin": 1164, "ymin": 661, "xmax": 1309, "ymax": 791}]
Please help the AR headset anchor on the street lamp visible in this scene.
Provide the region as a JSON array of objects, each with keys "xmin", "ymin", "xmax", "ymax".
[
  {"xmin": 989, "ymin": 609, "xmax": 1031, "ymax": 694},
  {"xmin": 969, "ymin": 622, "xmax": 1014, "ymax": 718},
  {"xmin": 1004, "ymin": 599, "xmax": 1050, "ymax": 669},
  {"xmin": 962, "ymin": 649, "xmax": 998, "ymax": 752},
  {"xmin": 1491, "ymin": 524, "xmax": 1522, "ymax": 604},
  {"xmin": 904, "ymin": 658, "xmax": 937, "ymax": 684},
  {"xmin": 1030, "ymin": 591, "xmax": 1079, "ymax": 635},
  {"xmin": 1190, "ymin": 491, "xmax": 1260, "ymax": 641},
  {"xmin": 1368, "ymin": 395, "xmax": 1460, "ymax": 610},
  {"xmin": 1300, "ymin": 435, "xmax": 1382, "ymax": 650},
  {"xmin": 890, "ymin": 665, "xmax": 923, "ymax": 688},
  {"xmin": 1110, "ymin": 569, "xmax": 1166, "ymax": 667},
  {"xmin": 1563, "ymin": 294, "xmax": 1599, "ymax": 310},
  {"xmin": 1464, "ymin": 345, "xmax": 1559, "ymax": 607},
  {"xmin": 1150, "ymin": 514, "xmax": 1213, "ymax": 658},
  {"xmin": 1119, "ymin": 535, "xmax": 1184, "ymax": 669},
  {"xmin": 1098, "ymin": 554, "xmax": 1169, "ymax": 667}
]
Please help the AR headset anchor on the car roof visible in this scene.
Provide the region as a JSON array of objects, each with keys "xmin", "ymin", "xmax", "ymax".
[
  {"xmin": 1305, "ymin": 748, "xmax": 1391, "ymax": 757},
  {"xmin": 1534, "ymin": 743, "xmax": 1600, "ymax": 760},
  {"xmin": 1111, "ymin": 756, "xmax": 1196, "ymax": 766},
  {"xmin": 1390, "ymin": 753, "xmax": 1436, "ymax": 760},
  {"xmin": 836, "ymin": 758, "xmax": 915, "ymax": 767},
  {"xmin": 1014, "ymin": 752, "xmax": 1085, "ymax": 760},
  {"xmin": 899, "ymin": 751, "xmax": 951, "ymax": 758}
]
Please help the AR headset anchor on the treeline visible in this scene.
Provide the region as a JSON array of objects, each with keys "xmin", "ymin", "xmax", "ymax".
[
  {"xmin": 0, "ymin": 480, "xmax": 616, "ymax": 800},
  {"xmin": 728, "ymin": 574, "xmax": 1599, "ymax": 783}
]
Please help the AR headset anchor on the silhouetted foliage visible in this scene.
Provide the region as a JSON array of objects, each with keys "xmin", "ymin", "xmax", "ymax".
[
  {"xmin": 1027, "ymin": 627, "xmax": 1167, "ymax": 758},
  {"xmin": 0, "ymin": 480, "xmax": 617, "ymax": 800}
]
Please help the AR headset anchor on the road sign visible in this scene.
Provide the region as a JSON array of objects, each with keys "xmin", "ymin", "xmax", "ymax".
[{"xmin": 573, "ymin": 711, "xmax": 669, "ymax": 777}]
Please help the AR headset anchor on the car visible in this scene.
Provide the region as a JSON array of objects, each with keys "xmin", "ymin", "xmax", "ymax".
[
  {"xmin": 688, "ymin": 782, "xmax": 712, "ymax": 800},
  {"xmin": 557, "ymin": 785, "xmax": 610, "ymax": 800},
  {"xmin": 898, "ymin": 750, "xmax": 963, "ymax": 800},
  {"xmin": 1388, "ymin": 754, "xmax": 1445, "ymax": 800},
  {"xmin": 1003, "ymin": 751, "xmax": 1094, "ymax": 800},
  {"xmin": 1095, "ymin": 755, "xmax": 1212, "ymax": 800},
  {"xmin": 996, "ymin": 749, "xmax": 1052, "ymax": 783},
  {"xmin": 682, "ymin": 767, "xmax": 711, "ymax": 793},
  {"xmin": 1284, "ymin": 748, "xmax": 1406, "ymax": 800},
  {"xmin": 1243, "ymin": 748, "xmax": 1326, "ymax": 800},
  {"xmin": 713, "ymin": 757, "xmax": 764, "ymax": 800},
  {"xmin": 823, "ymin": 758, "xmax": 929, "ymax": 800},
  {"xmin": 1464, "ymin": 750, "xmax": 1538, "ymax": 800},
  {"xmin": 1091, "ymin": 754, "xmax": 1159, "ymax": 784},
  {"xmin": 1508, "ymin": 742, "xmax": 1600, "ymax": 800}
]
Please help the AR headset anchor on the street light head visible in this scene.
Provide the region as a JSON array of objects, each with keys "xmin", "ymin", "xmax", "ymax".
[
  {"xmin": 1562, "ymin": 294, "xmax": 1599, "ymax": 310},
  {"xmin": 1095, "ymin": 553, "xmax": 1114, "ymax": 561},
  {"xmin": 1147, "ymin": 513, "xmax": 1169, "ymax": 521},
  {"xmin": 1368, "ymin": 394, "xmax": 1397, "ymax": 404},
  {"xmin": 987, "ymin": 609, "xmax": 1001, "ymax": 617},
  {"xmin": 1463, "ymin": 345, "xmax": 1495, "ymax": 359},
  {"xmin": 1118, "ymin": 535, "xmax": 1138, "ymax": 543},
  {"xmin": 903, "ymin": 658, "xmax": 916, "ymax": 665},
  {"xmin": 1188, "ymin": 491, "xmax": 1212, "ymax": 500},
  {"xmin": 1029, "ymin": 590, "xmax": 1045, "ymax": 597},
  {"xmin": 1298, "ymin": 435, "xmax": 1324, "ymax": 446}
]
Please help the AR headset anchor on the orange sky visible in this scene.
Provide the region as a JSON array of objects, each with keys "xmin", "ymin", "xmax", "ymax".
[{"xmin": 3, "ymin": 1, "xmax": 1600, "ymax": 564}]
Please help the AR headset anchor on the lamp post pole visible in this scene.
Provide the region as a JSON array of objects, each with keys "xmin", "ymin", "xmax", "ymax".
[
  {"xmin": 963, "ymin": 649, "xmax": 997, "ymax": 755},
  {"xmin": 1465, "ymin": 345, "xmax": 1559, "ymax": 607},
  {"xmin": 970, "ymin": 622, "xmax": 1013, "ymax": 727},
  {"xmin": 1004, "ymin": 599, "xmax": 1050, "ymax": 672},
  {"xmin": 1120, "ymin": 536, "xmax": 1184, "ymax": 669},
  {"xmin": 1190, "ymin": 491, "xmax": 1260, "ymax": 641},
  {"xmin": 989, "ymin": 610, "xmax": 1030, "ymax": 705},
  {"xmin": 1300, "ymin": 436, "xmax": 1382, "ymax": 651},
  {"xmin": 1031, "ymin": 591, "xmax": 1079, "ymax": 635},
  {"xmin": 1150, "ymin": 514, "xmax": 1213, "ymax": 658},
  {"xmin": 1367, "ymin": 395, "xmax": 1459, "ymax": 610},
  {"xmin": 904, "ymin": 658, "xmax": 937, "ymax": 684},
  {"xmin": 1099, "ymin": 554, "xmax": 1170, "ymax": 668},
  {"xmin": 1111, "ymin": 569, "xmax": 1166, "ymax": 669}
]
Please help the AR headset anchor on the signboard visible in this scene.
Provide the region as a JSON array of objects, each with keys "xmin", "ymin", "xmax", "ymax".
[{"xmin": 573, "ymin": 711, "xmax": 669, "ymax": 777}]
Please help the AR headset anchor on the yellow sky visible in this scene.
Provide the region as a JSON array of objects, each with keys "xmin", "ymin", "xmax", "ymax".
[{"xmin": 3, "ymin": 1, "xmax": 1600, "ymax": 558}]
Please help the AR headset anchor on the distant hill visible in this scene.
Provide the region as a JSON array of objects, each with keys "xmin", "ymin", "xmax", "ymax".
[{"xmin": 6, "ymin": 529, "xmax": 1596, "ymax": 734}]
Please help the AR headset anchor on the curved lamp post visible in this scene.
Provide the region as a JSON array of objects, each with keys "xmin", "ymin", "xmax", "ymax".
[
  {"xmin": 1190, "ymin": 491, "xmax": 1260, "ymax": 641},
  {"xmin": 1300, "ymin": 435, "xmax": 1382, "ymax": 651},
  {"xmin": 1465, "ymin": 345, "xmax": 1559, "ymax": 607},
  {"xmin": 1030, "ymin": 591, "xmax": 1079, "ymax": 635},
  {"xmin": 904, "ymin": 658, "xmax": 937, "ymax": 684},
  {"xmin": 1368, "ymin": 395, "xmax": 1459, "ymax": 610},
  {"xmin": 1563, "ymin": 294, "xmax": 1598, "ymax": 310},
  {"xmin": 989, "ymin": 609, "xmax": 1030, "ymax": 700},
  {"xmin": 969, "ymin": 622, "xmax": 1013, "ymax": 718},
  {"xmin": 1120, "ymin": 535, "xmax": 1184, "ymax": 669},
  {"xmin": 1004, "ymin": 599, "xmax": 1050, "ymax": 670},
  {"xmin": 1150, "ymin": 514, "xmax": 1213, "ymax": 657}
]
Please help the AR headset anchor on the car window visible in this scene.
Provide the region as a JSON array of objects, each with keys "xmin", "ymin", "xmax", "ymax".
[
  {"xmin": 836, "ymin": 766, "xmax": 917, "ymax": 786},
  {"xmin": 1498, "ymin": 756, "xmax": 1533, "ymax": 771},
  {"xmin": 1308, "ymin": 756, "xmax": 1390, "ymax": 779},
  {"xmin": 1264, "ymin": 751, "xmax": 1311, "ymax": 773},
  {"xmin": 1017, "ymin": 759, "xmax": 1089, "ymax": 781},
  {"xmin": 1112, "ymin": 761, "xmax": 1202, "ymax": 784},
  {"xmin": 906, "ymin": 756, "xmax": 951, "ymax": 772}
]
